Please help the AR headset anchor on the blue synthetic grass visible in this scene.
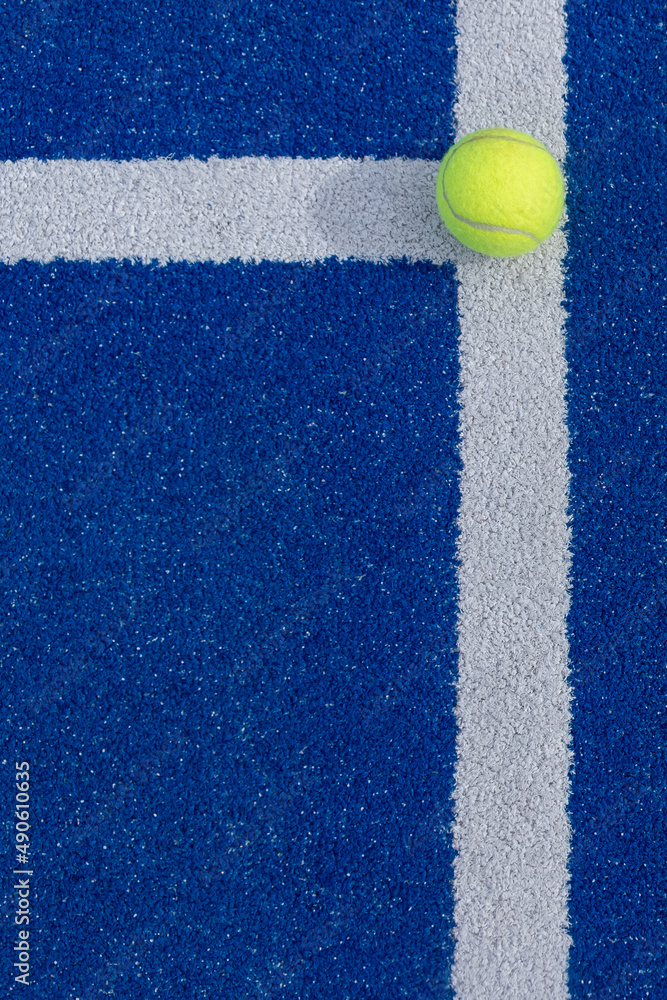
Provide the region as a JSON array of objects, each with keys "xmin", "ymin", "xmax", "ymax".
[
  {"xmin": 565, "ymin": 2, "xmax": 667, "ymax": 996},
  {"xmin": 0, "ymin": 259, "xmax": 461, "ymax": 998},
  {"xmin": 0, "ymin": 0, "xmax": 455, "ymax": 160}
]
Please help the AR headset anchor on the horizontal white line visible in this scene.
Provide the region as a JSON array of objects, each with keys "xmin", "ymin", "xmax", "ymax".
[{"xmin": 0, "ymin": 156, "xmax": 462, "ymax": 265}]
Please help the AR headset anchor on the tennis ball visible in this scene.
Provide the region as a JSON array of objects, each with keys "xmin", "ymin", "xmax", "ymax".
[{"xmin": 435, "ymin": 127, "xmax": 564, "ymax": 257}]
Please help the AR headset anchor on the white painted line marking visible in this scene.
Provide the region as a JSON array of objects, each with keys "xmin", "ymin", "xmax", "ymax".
[
  {"xmin": 0, "ymin": 156, "xmax": 459, "ymax": 265},
  {"xmin": 451, "ymin": 2, "xmax": 572, "ymax": 999}
]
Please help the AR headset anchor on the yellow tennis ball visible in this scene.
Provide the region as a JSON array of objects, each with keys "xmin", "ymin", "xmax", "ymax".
[{"xmin": 435, "ymin": 127, "xmax": 564, "ymax": 257}]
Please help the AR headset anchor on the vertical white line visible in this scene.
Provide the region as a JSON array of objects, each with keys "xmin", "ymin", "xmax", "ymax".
[{"xmin": 451, "ymin": 3, "xmax": 572, "ymax": 999}]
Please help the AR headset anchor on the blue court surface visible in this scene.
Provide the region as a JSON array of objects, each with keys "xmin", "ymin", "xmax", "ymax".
[
  {"xmin": 565, "ymin": 3, "xmax": 667, "ymax": 996},
  {"xmin": 0, "ymin": 1, "xmax": 665, "ymax": 998}
]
